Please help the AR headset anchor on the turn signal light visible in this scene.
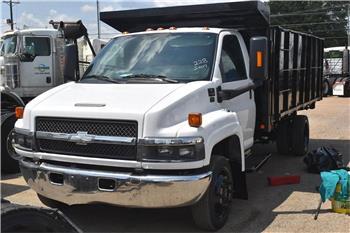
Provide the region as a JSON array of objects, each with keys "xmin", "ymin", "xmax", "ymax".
[
  {"xmin": 15, "ymin": 107, "xmax": 24, "ymax": 119},
  {"xmin": 256, "ymin": 51, "xmax": 263, "ymax": 68},
  {"xmin": 188, "ymin": 113, "xmax": 202, "ymax": 128}
]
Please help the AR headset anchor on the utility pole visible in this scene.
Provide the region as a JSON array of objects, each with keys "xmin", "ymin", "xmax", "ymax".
[
  {"xmin": 347, "ymin": 3, "xmax": 349, "ymax": 48},
  {"xmin": 3, "ymin": 0, "xmax": 20, "ymax": 30},
  {"xmin": 96, "ymin": 0, "xmax": 101, "ymax": 39}
]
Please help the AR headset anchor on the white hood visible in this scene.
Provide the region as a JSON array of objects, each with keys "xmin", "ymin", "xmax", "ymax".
[{"xmin": 24, "ymin": 82, "xmax": 184, "ymax": 135}]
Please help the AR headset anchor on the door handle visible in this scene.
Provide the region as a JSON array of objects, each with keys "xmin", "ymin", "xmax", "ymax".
[{"xmin": 46, "ymin": 77, "xmax": 52, "ymax": 83}]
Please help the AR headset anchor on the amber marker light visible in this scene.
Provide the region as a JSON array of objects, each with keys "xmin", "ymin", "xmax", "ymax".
[
  {"xmin": 256, "ymin": 51, "xmax": 263, "ymax": 68},
  {"xmin": 15, "ymin": 107, "xmax": 24, "ymax": 119},
  {"xmin": 188, "ymin": 113, "xmax": 202, "ymax": 128}
]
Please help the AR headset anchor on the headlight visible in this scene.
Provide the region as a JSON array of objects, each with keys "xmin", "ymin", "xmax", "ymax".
[
  {"xmin": 12, "ymin": 128, "xmax": 34, "ymax": 151},
  {"xmin": 139, "ymin": 137, "xmax": 205, "ymax": 162}
]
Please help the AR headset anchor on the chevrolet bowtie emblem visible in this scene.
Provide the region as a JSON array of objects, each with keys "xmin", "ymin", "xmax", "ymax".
[{"xmin": 69, "ymin": 131, "xmax": 95, "ymax": 145}]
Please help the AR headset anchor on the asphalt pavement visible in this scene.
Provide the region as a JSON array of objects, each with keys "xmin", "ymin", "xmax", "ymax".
[{"xmin": 1, "ymin": 96, "xmax": 349, "ymax": 232}]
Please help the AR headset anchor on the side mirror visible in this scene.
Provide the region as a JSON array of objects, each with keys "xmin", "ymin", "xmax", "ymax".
[
  {"xmin": 64, "ymin": 44, "xmax": 78, "ymax": 81},
  {"xmin": 250, "ymin": 37, "xmax": 268, "ymax": 81}
]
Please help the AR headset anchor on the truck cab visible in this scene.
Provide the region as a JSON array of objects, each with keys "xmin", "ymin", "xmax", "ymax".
[{"xmin": 1, "ymin": 29, "xmax": 65, "ymax": 99}]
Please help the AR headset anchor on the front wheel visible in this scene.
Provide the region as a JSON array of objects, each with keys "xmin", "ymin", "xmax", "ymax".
[{"xmin": 191, "ymin": 155, "xmax": 233, "ymax": 231}]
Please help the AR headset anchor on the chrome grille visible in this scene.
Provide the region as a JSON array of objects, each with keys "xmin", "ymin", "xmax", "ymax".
[
  {"xmin": 35, "ymin": 117, "xmax": 137, "ymax": 160},
  {"xmin": 36, "ymin": 117, "xmax": 137, "ymax": 137}
]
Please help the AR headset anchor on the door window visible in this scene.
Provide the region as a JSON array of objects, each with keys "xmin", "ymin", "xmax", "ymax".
[
  {"xmin": 220, "ymin": 35, "xmax": 247, "ymax": 82},
  {"xmin": 24, "ymin": 37, "xmax": 51, "ymax": 56}
]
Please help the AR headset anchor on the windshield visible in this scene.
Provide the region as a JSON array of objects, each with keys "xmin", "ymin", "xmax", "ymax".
[
  {"xmin": 81, "ymin": 33, "xmax": 217, "ymax": 83},
  {"xmin": 1, "ymin": 35, "xmax": 17, "ymax": 56}
]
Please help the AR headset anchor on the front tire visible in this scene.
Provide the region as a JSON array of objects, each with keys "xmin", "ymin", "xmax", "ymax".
[
  {"xmin": 1, "ymin": 117, "xmax": 20, "ymax": 174},
  {"xmin": 191, "ymin": 156, "xmax": 233, "ymax": 231}
]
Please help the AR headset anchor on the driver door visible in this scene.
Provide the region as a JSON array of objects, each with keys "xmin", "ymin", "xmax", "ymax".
[
  {"xmin": 20, "ymin": 36, "xmax": 53, "ymax": 88},
  {"xmin": 219, "ymin": 32, "xmax": 256, "ymax": 149}
]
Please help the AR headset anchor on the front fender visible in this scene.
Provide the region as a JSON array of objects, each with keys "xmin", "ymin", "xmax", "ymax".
[{"xmin": 177, "ymin": 109, "xmax": 245, "ymax": 170}]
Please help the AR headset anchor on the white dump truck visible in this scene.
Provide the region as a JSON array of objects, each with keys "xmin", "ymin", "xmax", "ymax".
[{"xmin": 11, "ymin": 1, "xmax": 323, "ymax": 230}]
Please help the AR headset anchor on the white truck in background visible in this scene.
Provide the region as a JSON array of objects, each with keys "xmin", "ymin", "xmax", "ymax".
[
  {"xmin": 1, "ymin": 21, "xmax": 100, "ymax": 173},
  {"xmin": 323, "ymin": 46, "xmax": 350, "ymax": 96},
  {"xmin": 11, "ymin": 1, "xmax": 324, "ymax": 230}
]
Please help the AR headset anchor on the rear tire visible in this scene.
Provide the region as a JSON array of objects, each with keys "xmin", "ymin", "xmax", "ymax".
[
  {"xmin": 191, "ymin": 155, "xmax": 233, "ymax": 231},
  {"xmin": 322, "ymin": 80, "xmax": 330, "ymax": 96},
  {"xmin": 291, "ymin": 115, "xmax": 309, "ymax": 156},
  {"xmin": 37, "ymin": 194, "xmax": 67, "ymax": 209},
  {"xmin": 276, "ymin": 119, "xmax": 292, "ymax": 155}
]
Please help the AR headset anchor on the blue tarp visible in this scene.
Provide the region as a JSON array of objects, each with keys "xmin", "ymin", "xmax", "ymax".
[{"xmin": 319, "ymin": 169, "xmax": 349, "ymax": 202}]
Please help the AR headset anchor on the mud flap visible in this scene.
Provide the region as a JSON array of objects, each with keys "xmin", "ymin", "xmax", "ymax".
[{"xmin": 231, "ymin": 162, "xmax": 248, "ymax": 200}]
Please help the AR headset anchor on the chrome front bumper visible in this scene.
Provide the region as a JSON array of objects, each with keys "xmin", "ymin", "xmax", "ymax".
[{"xmin": 20, "ymin": 159, "xmax": 212, "ymax": 208}]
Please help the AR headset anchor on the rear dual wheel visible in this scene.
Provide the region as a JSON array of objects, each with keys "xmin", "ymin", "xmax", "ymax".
[{"xmin": 276, "ymin": 115, "xmax": 309, "ymax": 156}]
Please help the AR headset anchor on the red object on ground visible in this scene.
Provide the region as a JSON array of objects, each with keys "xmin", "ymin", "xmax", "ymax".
[{"xmin": 267, "ymin": 175, "xmax": 301, "ymax": 186}]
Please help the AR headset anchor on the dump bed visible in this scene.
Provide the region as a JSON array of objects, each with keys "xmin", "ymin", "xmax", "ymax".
[
  {"xmin": 100, "ymin": 1, "xmax": 323, "ymax": 133},
  {"xmin": 258, "ymin": 27, "xmax": 323, "ymax": 133}
]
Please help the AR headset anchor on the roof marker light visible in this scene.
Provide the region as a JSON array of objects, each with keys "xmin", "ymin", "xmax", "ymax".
[{"xmin": 169, "ymin": 27, "xmax": 177, "ymax": 30}]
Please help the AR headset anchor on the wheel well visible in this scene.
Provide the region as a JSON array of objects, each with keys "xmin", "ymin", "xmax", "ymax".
[
  {"xmin": 211, "ymin": 135, "xmax": 242, "ymax": 163},
  {"xmin": 211, "ymin": 135, "xmax": 247, "ymax": 200}
]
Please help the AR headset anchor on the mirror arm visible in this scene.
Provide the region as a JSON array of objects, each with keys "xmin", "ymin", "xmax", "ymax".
[{"xmin": 218, "ymin": 81, "xmax": 261, "ymax": 101}]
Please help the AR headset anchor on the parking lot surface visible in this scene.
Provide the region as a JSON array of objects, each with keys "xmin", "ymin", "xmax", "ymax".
[{"xmin": 1, "ymin": 96, "xmax": 349, "ymax": 232}]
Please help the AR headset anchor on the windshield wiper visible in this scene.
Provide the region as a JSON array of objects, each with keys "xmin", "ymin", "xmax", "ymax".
[
  {"xmin": 122, "ymin": 74, "xmax": 179, "ymax": 83},
  {"xmin": 83, "ymin": 75, "xmax": 121, "ymax": 84}
]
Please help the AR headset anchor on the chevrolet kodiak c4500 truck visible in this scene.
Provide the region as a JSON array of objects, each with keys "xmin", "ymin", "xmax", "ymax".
[{"xmin": 10, "ymin": 1, "xmax": 323, "ymax": 230}]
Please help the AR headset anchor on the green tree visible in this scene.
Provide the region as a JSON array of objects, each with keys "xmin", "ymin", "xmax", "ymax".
[{"xmin": 269, "ymin": 1, "xmax": 349, "ymax": 48}]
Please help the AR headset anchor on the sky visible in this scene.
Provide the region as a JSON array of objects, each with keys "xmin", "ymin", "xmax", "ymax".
[{"xmin": 1, "ymin": 0, "xmax": 235, "ymax": 39}]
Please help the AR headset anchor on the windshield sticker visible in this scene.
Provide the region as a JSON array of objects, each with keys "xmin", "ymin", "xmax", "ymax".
[
  {"xmin": 34, "ymin": 64, "xmax": 50, "ymax": 75},
  {"xmin": 194, "ymin": 58, "xmax": 208, "ymax": 71}
]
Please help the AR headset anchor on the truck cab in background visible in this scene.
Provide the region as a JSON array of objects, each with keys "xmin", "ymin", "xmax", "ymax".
[
  {"xmin": 323, "ymin": 46, "xmax": 350, "ymax": 96},
  {"xmin": 1, "ymin": 29, "xmax": 65, "ymax": 100}
]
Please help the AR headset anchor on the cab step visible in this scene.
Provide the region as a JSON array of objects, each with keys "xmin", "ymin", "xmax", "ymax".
[{"xmin": 245, "ymin": 153, "xmax": 272, "ymax": 173}]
